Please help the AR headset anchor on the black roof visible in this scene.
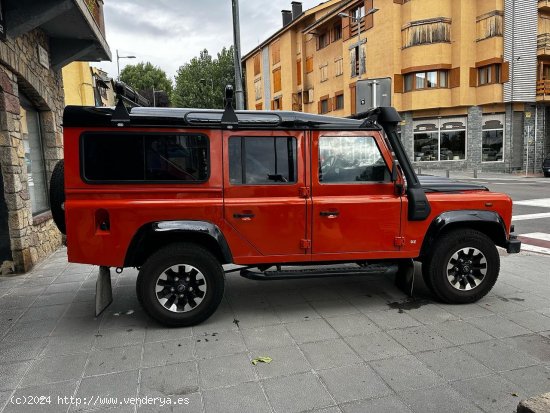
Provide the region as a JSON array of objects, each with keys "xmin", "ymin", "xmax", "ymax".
[{"xmin": 63, "ymin": 106, "xmax": 378, "ymax": 131}]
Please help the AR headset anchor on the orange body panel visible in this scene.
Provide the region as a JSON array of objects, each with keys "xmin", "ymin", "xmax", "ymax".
[{"xmin": 63, "ymin": 126, "xmax": 513, "ymax": 268}]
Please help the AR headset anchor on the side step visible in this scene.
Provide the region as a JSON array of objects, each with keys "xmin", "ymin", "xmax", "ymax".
[{"xmin": 240, "ymin": 263, "xmax": 395, "ymax": 281}]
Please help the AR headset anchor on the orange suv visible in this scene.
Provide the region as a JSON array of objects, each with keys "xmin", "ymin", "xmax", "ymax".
[{"xmin": 50, "ymin": 87, "xmax": 520, "ymax": 326}]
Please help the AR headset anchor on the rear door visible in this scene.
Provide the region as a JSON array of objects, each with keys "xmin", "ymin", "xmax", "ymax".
[
  {"xmin": 223, "ymin": 130, "xmax": 308, "ymax": 258},
  {"xmin": 311, "ymin": 131, "xmax": 402, "ymax": 257}
]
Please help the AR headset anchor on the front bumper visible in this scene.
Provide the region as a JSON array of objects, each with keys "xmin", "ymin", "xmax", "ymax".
[{"xmin": 506, "ymin": 233, "xmax": 521, "ymax": 254}]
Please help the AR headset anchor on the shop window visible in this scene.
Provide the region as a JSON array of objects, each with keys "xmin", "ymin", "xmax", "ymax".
[
  {"xmin": 413, "ymin": 118, "xmax": 466, "ymax": 162},
  {"xmin": 20, "ymin": 95, "xmax": 49, "ymax": 215},
  {"xmin": 402, "ymin": 18, "xmax": 451, "ymax": 49},
  {"xmin": 482, "ymin": 116, "xmax": 504, "ymax": 162},
  {"xmin": 228, "ymin": 137, "xmax": 297, "ymax": 185},
  {"xmin": 319, "ymin": 136, "xmax": 390, "ymax": 183},
  {"xmin": 404, "ymin": 70, "xmax": 450, "ymax": 92},
  {"xmin": 476, "ymin": 11, "xmax": 503, "ymax": 41}
]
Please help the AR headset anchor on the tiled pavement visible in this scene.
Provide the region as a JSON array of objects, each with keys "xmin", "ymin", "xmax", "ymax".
[{"xmin": 0, "ymin": 249, "xmax": 549, "ymax": 412}]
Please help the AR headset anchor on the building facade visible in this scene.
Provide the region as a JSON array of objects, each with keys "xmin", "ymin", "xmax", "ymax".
[
  {"xmin": 243, "ymin": 0, "xmax": 548, "ymax": 173},
  {"xmin": 0, "ymin": 0, "xmax": 110, "ymax": 273},
  {"xmin": 63, "ymin": 63, "xmax": 117, "ymax": 107}
]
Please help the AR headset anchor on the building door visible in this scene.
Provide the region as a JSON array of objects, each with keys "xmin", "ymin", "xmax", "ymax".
[
  {"xmin": 0, "ymin": 171, "xmax": 12, "ymax": 264},
  {"xmin": 311, "ymin": 132, "xmax": 402, "ymax": 257},
  {"xmin": 223, "ymin": 130, "xmax": 308, "ymax": 258}
]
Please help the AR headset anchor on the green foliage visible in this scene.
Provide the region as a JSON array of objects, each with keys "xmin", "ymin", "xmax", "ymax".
[
  {"xmin": 173, "ymin": 47, "xmax": 235, "ymax": 109},
  {"xmin": 120, "ymin": 62, "xmax": 173, "ymax": 106}
]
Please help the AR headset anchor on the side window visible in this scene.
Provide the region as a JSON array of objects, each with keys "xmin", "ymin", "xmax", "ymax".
[
  {"xmin": 229, "ymin": 137, "xmax": 297, "ymax": 185},
  {"xmin": 319, "ymin": 136, "xmax": 390, "ymax": 183},
  {"xmin": 82, "ymin": 133, "xmax": 209, "ymax": 182}
]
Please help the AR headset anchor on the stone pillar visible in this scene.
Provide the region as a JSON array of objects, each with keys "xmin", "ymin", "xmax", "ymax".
[
  {"xmin": 523, "ymin": 104, "xmax": 537, "ymax": 174},
  {"xmin": 467, "ymin": 106, "xmax": 483, "ymax": 170}
]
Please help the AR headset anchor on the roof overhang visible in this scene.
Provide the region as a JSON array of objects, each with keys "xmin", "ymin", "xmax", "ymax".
[
  {"xmin": 4, "ymin": 0, "xmax": 111, "ymax": 70},
  {"xmin": 304, "ymin": 0, "xmax": 359, "ymax": 34}
]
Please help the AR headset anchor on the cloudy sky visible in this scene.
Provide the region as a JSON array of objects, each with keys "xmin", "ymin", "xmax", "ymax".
[{"xmin": 97, "ymin": 0, "xmax": 321, "ymax": 81}]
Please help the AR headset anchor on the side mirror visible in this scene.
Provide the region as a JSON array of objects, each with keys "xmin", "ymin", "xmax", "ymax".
[{"xmin": 391, "ymin": 160, "xmax": 399, "ymax": 182}]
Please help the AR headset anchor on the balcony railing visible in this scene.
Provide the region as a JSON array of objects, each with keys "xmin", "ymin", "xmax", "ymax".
[
  {"xmin": 538, "ymin": 34, "xmax": 550, "ymax": 54},
  {"xmin": 537, "ymin": 79, "xmax": 550, "ymax": 97},
  {"xmin": 84, "ymin": 0, "xmax": 105, "ymax": 36}
]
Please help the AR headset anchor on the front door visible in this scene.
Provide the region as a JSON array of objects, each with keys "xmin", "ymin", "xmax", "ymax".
[
  {"xmin": 223, "ymin": 130, "xmax": 308, "ymax": 257},
  {"xmin": 311, "ymin": 132, "xmax": 402, "ymax": 257}
]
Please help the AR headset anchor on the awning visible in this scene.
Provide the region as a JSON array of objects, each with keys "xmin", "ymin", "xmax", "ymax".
[{"xmin": 4, "ymin": 0, "xmax": 111, "ymax": 70}]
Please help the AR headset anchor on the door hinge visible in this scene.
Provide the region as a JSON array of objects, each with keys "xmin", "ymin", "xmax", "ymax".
[
  {"xmin": 300, "ymin": 239, "xmax": 312, "ymax": 249},
  {"xmin": 299, "ymin": 187, "xmax": 311, "ymax": 198},
  {"xmin": 394, "ymin": 237, "xmax": 405, "ymax": 247}
]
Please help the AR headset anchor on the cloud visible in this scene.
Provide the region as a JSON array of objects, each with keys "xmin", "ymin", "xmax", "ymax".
[{"xmin": 96, "ymin": 0, "xmax": 320, "ymax": 82}]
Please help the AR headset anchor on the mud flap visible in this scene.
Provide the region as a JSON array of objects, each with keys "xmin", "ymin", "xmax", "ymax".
[
  {"xmin": 95, "ymin": 266, "xmax": 113, "ymax": 316},
  {"xmin": 394, "ymin": 259, "xmax": 415, "ymax": 298}
]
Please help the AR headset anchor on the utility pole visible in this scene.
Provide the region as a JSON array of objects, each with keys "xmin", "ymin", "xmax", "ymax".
[{"xmin": 231, "ymin": 0, "xmax": 244, "ymax": 110}]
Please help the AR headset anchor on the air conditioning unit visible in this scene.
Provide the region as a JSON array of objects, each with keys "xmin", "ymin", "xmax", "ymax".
[{"xmin": 305, "ymin": 89, "xmax": 314, "ymax": 103}]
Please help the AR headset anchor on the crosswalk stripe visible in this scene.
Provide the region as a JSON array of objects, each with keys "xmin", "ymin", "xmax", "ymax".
[
  {"xmin": 512, "ymin": 212, "xmax": 550, "ymax": 221},
  {"xmin": 520, "ymin": 233, "xmax": 550, "ymax": 242},
  {"xmin": 518, "ymin": 243, "xmax": 550, "ymax": 255},
  {"xmin": 514, "ymin": 198, "xmax": 550, "ymax": 208}
]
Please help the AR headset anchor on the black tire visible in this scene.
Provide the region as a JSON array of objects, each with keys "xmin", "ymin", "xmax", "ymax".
[
  {"xmin": 424, "ymin": 229, "xmax": 500, "ymax": 304},
  {"xmin": 136, "ymin": 243, "xmax": 224, "ymax": 327},
  {"xmin": 421, "ymin": 257, "xmax": 435, "ymax": 293},
  {"xmin": 49, "ymin": 160, "xmax": 66, "ymax": 234}
]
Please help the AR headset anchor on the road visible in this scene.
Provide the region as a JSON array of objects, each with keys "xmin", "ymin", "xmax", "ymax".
[{"xmin": 451, "ymin": 174, "xmax": 550, "ymax": 255}]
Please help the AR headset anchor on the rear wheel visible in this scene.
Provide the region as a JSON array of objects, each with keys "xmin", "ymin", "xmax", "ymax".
[
  {"xmin": 424, "ymin": 229, "xmax": 499, "ymax": 304},
  {"xmin": 136, "ymin": 243, "xmax": 224, "ymax": 326}
]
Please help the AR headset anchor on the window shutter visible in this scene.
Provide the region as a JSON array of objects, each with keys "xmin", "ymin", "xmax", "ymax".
[
  {"xmin": 306, "ymin": 56, "xmax": 314, "ymax": 73},
  {"xmin": 318, "ymin": 101, "xmax": 322, "ymax": 114},
  {"xmin": 359, "ymin": 45, "xmax": 366, "ymax": 76},
  {"xmin": 297, "ymin": 60, "xmax": 302, "ymax": 86},
  {"xmin": 469, "ymin": 67, "xmax": 477, "ymax": 87},
  {"xmin": 501, "ymin": 61, "xmax": 510, "ymax": 83},
  {"xmin": 449, "ymin": 67, "xmax": 460, "ymax": 88},
  {"xmin": 350, "ymin": 48, "xmax": 357, "ymax": 77},
  {"xmin": 394, "ymin": 74, "xmax": 404, "ymax": 93},
  {"xmin": 273, "ymin": 68, "xmax": 282, "ymax": 93},
  {"xmin": 349, "ymin": 83, "xmax": 357, "ymax": 114},
  {"xmin": 271, "ymin": 100, "xmax": 275, "ymax": 110},
  {"xmin": 342, "ymin": 17, "xmax": 351, "ymax": 41}
]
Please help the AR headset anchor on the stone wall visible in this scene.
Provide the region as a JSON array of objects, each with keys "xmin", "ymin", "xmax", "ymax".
[{"xmin": 0, "ymin": 29, "xmax": 64, "ymax": 273}]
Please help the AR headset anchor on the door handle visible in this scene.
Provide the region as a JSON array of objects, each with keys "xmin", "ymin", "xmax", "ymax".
[
  {"xmin": 320, "ymin": 210, "xmax": 340, "ymax": 218},
  {"xmin": 233, "ymin": 212, "xmax": 255, "ymax": 220}
]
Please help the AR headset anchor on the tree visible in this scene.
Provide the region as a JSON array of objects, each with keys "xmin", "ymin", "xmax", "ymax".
[
  {"xmin": 120, "ymin": 62, "xmax": 173, "ymax": 107},
  {"xmin": 173, "ymin": 47, "xmax": 235, "ymax": 109}
]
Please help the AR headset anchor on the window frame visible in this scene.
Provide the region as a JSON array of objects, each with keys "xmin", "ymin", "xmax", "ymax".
[
  {"xmin": 79, "ymin": 132, "xmax": 211, "ymax": 185},
  {"xmin": 478, "ymin": 64, "xmax": 501, "ymax": 86},
  {"xmin": 412, "ymin": 118, "xmax": 467, "ymax": 162},
  {"xmin": 404, "ymin": 70, "xmax": 450, "ymax": 92},
  {"xmin": 228, "ymin": 136, "xmax": 298, "ymax": 186}
]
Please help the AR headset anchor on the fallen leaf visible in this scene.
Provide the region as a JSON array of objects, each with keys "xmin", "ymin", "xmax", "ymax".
[{"xmin": 252, "ymin": 356, "xmax": 273, "ymax": 366}]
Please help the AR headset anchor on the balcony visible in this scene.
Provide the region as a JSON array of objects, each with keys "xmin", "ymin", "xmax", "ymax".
[
  {"xmin": 537, "ymin": 79, "xmax": 550, "ymax": 100},
  {"xmin": 4, "ymin": 0, "xmax": 111, "ymax": 69},
  {"xmin": 538, "ymin": 34, "xmax": 550, "ymax": 56},
  {"xmin": 540, "ymin": 0, "xmax": 550, "ymax": 12}
]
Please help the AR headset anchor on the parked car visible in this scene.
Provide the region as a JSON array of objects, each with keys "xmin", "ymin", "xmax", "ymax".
[
  {"xmin": 543, "ymin": 155, "xmax": 550, "ymax": 177},
  {"xmin": 49, "ymin": 86, "xmax": 520, "ymax": 326}
]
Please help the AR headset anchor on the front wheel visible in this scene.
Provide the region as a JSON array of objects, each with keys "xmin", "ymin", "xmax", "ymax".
[
  {"xmin": 136, "ymin": 243, "xmax": 225, "ymax": 327},
  {"xmin": 424, "ymin": 229, "xmax": 500, "ymax": 304}
]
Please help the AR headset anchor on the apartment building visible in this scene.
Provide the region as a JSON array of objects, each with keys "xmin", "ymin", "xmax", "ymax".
[{"xmin": 243, "ymin": 0, "xmax": 547, "ymax": 173}]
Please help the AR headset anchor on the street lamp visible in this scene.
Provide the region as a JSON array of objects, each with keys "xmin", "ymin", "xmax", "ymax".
[
  {"xmin": 338, "ymin": 8, "xmax": 379, "ymax": 80},
  {"xmin": 116, "ymin": 49, "xmax": 136, "ymax": 79}
]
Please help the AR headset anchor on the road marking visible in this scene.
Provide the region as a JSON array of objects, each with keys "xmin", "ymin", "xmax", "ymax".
[
  {"xmin": 519, "ymin": 244, "xmax": 550, "ymax": 255},
  {"xmin": 520, "ymin": 233, "xmax": 550, "ymax": 242},
  {"xmin": 512, "ymin": 212, "xmax": 550, "ymax": 221},
  {"xmin": 514, "ymin": 198, "xmax": 550, "ymax": 208}
]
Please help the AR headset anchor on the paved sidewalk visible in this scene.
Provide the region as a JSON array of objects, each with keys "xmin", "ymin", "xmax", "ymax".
[
  {"xmin": 419, "ymin": 168, "xmax": 547, "ymax": 181},
  {"xmin": 0, "ymin": 249, "xmax": 549, "ymax": 413}
]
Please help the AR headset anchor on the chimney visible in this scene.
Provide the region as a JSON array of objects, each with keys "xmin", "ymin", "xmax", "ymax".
[
  {"xmin": 291, "ymin": 2, "xmax": 303, "ymax": 20},
  {"xmin": 282, "ymin": 10, "xmax": 292, "ymax": 26}
]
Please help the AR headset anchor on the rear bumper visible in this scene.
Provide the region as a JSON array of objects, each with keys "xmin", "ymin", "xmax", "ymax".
[{"xmin": 506, "ymin": 234, "xmax": 521, "ymax": 254}]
